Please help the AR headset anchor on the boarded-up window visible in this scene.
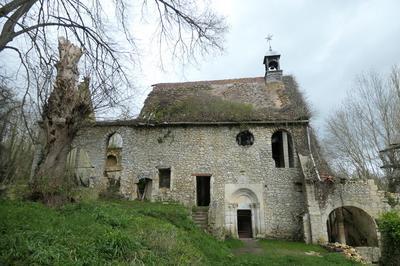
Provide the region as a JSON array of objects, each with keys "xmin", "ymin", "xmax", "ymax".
[{"xmin": 159, "ymin": 168, "xmax": 171, "ymax": 188}]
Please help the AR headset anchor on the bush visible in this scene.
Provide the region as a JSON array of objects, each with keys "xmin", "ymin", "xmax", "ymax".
[{"xmin": 378, "ymin": 211, "xmax": 400, "ymax": 265}]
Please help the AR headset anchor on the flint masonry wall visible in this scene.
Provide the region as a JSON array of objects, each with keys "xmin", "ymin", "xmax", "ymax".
[
  {"xmin": 304, "ymin": 179, "xmax": 392, "ymax": 244},
  {"xmin": 73, "ymin": 123, "xmax": 308, "ymax": 239}
]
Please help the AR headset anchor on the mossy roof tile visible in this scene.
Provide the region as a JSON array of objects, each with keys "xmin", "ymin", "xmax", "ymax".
[{"xmin": 137, "ymin": 75, "xmax": 310, "ymax": 123}]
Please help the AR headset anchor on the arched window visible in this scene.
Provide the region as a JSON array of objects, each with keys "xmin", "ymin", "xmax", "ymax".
[
  {"xmin": 107, "ymin": 133, "xmax": 123, "ymax": 149},
  {"xmin": 105, "ymin": 133, "xmax": 123, "ymax": 172},
  {"xmin": 271, "ymin": 130, "xmax": 294, "ymax": 168}
]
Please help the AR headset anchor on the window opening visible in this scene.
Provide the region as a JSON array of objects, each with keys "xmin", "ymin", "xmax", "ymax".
[
  {"xmin": 271, "ymin": 130, "xmax": 294, "ymax": 168},
  {"xmin": 159, "ymin": 168, "xmax": 171, "ymax": 189},
  {"xmin": 236, "ymin": 130, "xmax": 254, "ymax": 146}
]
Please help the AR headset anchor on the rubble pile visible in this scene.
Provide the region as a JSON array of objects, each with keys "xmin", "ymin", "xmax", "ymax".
[{"xmin": 324, "ymin": 242, "xmax": 366, "ymax": 264}]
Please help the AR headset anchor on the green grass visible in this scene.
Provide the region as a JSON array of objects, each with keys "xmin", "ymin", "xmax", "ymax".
[
  {"xmin": 231, "ymin": 239, "xmax": 361, "ymax": 265},
  {"xmin": 0, "ymin": 199, "xmax": 360, "ymax": 265}
]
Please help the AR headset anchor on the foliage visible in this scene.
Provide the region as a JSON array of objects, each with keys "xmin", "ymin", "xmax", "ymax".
[
  {"xmin": 29, "ymin": 174, "xmax": 76, "ymax": 206},
  {"xmin": 385, "ymin": 192, "xmax": 399, "ymax": 208},
  {"xmin": 378, "ymin": 211, "xmax": 400, "ymax": 265},
  {"xmin": 0, "ymin": 199, "xmax": 360, "ymax": 265}
]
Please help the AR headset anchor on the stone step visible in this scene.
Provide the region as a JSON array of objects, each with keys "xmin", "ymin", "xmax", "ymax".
[
  {"xmin": 192, "ymin": 214, "xmax": 208, "ymax": 218},
  {"xmin": 193, "ymin": 211, "xmax": 208, "ymax": 214},
  {"xmin": 193, "ymin": 216, "xmax": 207, "ymax": 220},
  {"xmin": 192, "ymin": 209, "xmax": 209, "ymax": 230}
]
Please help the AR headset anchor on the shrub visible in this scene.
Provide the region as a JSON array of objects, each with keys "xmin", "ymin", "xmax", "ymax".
[{"xmin": 378, "ymin": 211, "xmax": 400, "ymax": 266}]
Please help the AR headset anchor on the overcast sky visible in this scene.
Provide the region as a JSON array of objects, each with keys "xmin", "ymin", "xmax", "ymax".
[{"xmin": 133, "ymin": 0, "xmax": 400, "ymax": 134}]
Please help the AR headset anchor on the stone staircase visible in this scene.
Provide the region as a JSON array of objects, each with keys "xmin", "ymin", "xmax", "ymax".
[{"xmin": 192, "ymin": 208, "xmax": 209, "ymax": 230}]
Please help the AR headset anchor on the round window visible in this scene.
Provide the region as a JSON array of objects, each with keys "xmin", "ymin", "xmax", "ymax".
[{"xmin": 236, "ymin": 130, "xmax": 254, "ymax": 146}]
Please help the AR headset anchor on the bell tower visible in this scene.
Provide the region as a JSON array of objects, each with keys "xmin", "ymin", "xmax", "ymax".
[{"xmin": 263, "ymin": 35, "xmax": 282, "ymax": 82}]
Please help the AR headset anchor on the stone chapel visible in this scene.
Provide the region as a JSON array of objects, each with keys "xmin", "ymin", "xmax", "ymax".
[{"xmin": 65, "ymin": 45, "xmax": 398, "ymax": 263}]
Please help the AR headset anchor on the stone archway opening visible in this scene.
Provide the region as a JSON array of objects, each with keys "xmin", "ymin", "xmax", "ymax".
[
  {"xmin": 327, "ymin": 206, "xmax": 378, "ymax": 247},
  {"xmin": 227, "ymin": 188, "xmax": 260, "ymax": 239}
]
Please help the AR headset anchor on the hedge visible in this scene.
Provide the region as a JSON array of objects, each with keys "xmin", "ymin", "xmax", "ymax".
[{"xmin": 378, "ymin": 211, "xmax": 400, "ymax": 265}]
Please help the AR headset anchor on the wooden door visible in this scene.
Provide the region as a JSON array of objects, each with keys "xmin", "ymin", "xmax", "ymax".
[
  {"xmin": 196, "ymin": 176, "xmax": 210, "ymax": 206},
  {"xmin": 237, "ymin": 210, "xmax": 252, "ymax": 238}
]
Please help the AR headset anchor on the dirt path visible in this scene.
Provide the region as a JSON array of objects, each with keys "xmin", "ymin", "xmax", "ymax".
[{"xmin": 233, "ymin": 239, "xmax": 263, "ymax": 255}]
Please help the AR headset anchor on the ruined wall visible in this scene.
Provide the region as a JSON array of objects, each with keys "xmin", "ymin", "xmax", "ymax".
[
  {"xmin": 304, "ymin": 179, "xmax": 391, "ymax": 244},
  {"xmin": 73, "ymin": 123, "xmax": 308, "ymax": 239}
]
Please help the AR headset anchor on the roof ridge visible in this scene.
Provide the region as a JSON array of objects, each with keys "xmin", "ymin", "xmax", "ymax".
[{"xmin": 152, "ymin": 76, "xmax": 268, "ymax": 89}]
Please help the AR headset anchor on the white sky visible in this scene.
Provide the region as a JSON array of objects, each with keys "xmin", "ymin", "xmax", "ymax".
[{"xmin": 132, "ymin": 0, "xmax": 400, "ymax": 134}]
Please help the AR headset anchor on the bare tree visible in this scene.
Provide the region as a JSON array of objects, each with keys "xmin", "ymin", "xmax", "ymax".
[
  {"xmin": 324, "ymin": 66, "xmax": 400, "ymax": 192},
  {"xmin": 0, "ymin": 0, "xmax": 226, "ymax": 199},
  {"xmin": 0, "ymin": 78, "xmax": 34, "ymax": 185},
  {"xmin": 0, "ymin": 0, "xmax": 226, "ymax": 113}
]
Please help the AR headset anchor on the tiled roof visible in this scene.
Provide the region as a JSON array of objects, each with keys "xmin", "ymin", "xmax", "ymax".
[{"xmin": 138, "ymin": 75, "xmax": 310, "ymax": 123}]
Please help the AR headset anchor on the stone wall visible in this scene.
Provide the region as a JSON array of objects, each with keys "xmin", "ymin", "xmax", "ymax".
[
  {"xmin": 304, "ymin": 178, "xmax": 391, "ymax": 244},
  {"xmin": 73, "ymin": 123, "xmax": 308, "ymax": 239}
]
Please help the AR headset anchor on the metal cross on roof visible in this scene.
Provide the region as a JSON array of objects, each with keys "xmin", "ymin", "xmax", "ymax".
[{"xmin": 266, "ymin": 34, "xmax": 273, "ymax": 51}]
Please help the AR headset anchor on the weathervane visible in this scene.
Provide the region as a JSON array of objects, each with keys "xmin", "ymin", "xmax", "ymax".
[{"xmin": 265, "ymin": 34, "xmax": 273, "ymax": 51}]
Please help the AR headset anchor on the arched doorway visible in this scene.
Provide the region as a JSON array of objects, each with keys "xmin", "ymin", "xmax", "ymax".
[
  {"xmin": 237, "ymin": 209, "xmax": 252, "ymax": 238},
  {"xmin": 227, "ymin": 188, "xmax": 260, "ymax": 239},
  {"xmin": 327, "ymin": 206, "xmax": 378, "ymax": 247}
]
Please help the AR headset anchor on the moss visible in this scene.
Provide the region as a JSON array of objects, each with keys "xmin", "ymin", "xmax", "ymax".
[
  {"xmin": 152, "ymin": 95, "xmax": 256, "ymax": 122},
  {"xmin": 138, "ymin": 76, "xmax": 311, "ymax": 123}
]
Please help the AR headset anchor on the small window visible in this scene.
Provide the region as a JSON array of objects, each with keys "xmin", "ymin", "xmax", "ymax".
[
  {"xmin": 271, "ymin": 130, "xmax": 294, "ymax": 168},
  {"xmin": 106, "ymin": 155, "xmax": 118, "ymax": 167},
  {"xmin": 159, "ymin": 168, "xmax": 171, "ymax": 189},
  {"xmin": 236, "ymin": 130, "xmax": 254, "ymax": 146}
]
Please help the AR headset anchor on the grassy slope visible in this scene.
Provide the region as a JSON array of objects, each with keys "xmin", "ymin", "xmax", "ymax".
[
  {"xmin": 230, "ymin": 240, "xmax": 360, "ymax": 265},
  {"xmin": 0, "ymin": 200, "xmax": 359, "ymax": 265}
]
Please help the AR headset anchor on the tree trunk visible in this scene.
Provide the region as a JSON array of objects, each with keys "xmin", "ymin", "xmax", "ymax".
[{"xmin": 32, "ymin": 37, "xmax": 93, "ymax": 204}]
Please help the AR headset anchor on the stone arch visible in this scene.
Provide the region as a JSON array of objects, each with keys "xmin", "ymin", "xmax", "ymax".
[
  {"xmin": 226, "ymin": 188, "xmax": 262, "ymax": 238},
  {"xmin": 271, "ymin": 129, "xmax": 294, "ymax": 168},
  {"xmin": 231, "ymin": 188, "xmax": 259, "ymax": 208},
  {"xmin": 326, "ymin": 206, "xmax": 378, "ymax": 247},
  {"xmin": 107, "ymin": 132, "xmax": 123, "ymax": 149}
]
